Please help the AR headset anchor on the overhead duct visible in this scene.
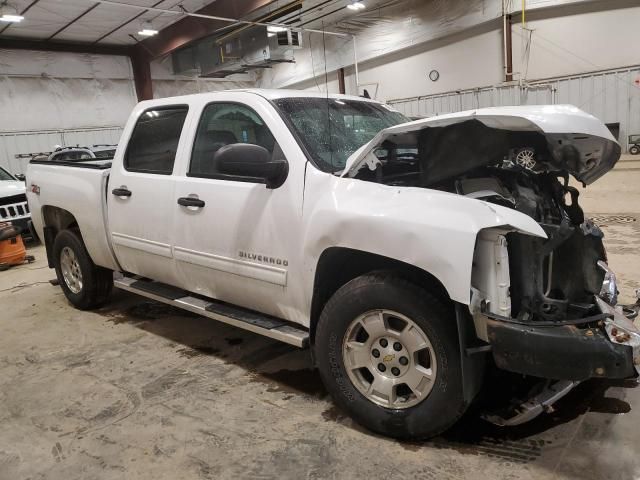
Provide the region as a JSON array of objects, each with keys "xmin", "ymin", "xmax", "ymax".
[{"xmin": 172, "ymin": 25, "xmax": 303, "ymax": 79}]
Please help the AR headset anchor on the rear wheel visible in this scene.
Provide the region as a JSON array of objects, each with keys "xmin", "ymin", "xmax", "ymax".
[
  {"xmin": 315, "ymin": 272, "xmax": 467, "ymax": 439},
  {"xmin": 630, "ymin": 145, "xmax": 640, "ymax": 155},
  {"xmin": 53, "ymin": 229, "xmax": 113, "ymax": 310}
]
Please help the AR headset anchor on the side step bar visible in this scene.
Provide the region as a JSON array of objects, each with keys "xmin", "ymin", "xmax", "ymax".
[{"xmin": 113, "ymin": 275, "xmax": 309, "ymax": 348}]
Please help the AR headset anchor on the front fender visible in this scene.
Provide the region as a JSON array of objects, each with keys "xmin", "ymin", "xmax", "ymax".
[{"xmin": 303, "ymin": 170, "xmax": 546, "ymax": 305}]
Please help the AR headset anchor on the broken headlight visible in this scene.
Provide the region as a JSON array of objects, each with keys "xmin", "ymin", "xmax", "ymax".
[{"xmin": 598, "ymin": 260, "xmax": 618, "ymax": 305}]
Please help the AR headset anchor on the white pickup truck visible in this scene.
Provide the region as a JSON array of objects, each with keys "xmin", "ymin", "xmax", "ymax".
[{"xmin": 26, "ymin": 89, "xmax": 640, "ymax": 439}]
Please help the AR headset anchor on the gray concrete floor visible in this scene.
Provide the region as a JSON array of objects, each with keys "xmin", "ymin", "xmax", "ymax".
[{"xmin": 1, "ymin": 155, "xmax": 640, "ymax": 480}]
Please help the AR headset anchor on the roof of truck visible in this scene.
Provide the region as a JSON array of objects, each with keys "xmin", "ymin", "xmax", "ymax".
[
  {"xmin": 242, "ymin": 88, "xmax": 379, "ymax": 103},
  {"xmin": 140, "ymin": 88, "xmax": 381, "ymax": 105}
]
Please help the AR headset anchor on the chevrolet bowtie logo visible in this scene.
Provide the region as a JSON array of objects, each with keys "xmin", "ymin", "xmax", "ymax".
[{"xmin": 383, "ymin": 354, "xmax": 395, "ymax": 363}]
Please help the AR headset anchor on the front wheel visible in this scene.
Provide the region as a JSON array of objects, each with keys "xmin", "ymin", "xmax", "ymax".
[
  {"xmin": 53, "ymin": 229, "xmax": 113, "ymax": 310},
  {"xmin": 315, "ymin": 272, "xmax": 467, "ymax": 439},
  {"xmin": 630, "ymin": 145, "xmax": 640, "ymax": 155}
]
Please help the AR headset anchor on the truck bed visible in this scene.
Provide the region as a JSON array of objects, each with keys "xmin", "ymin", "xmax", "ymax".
[{"xmin": 26, "ymin": 160, "xmax": 120, "ymax": 271}]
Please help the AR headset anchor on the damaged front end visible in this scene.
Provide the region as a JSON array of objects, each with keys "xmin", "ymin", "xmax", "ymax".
[{"xmin": 345, "ymin": 105, "xmax": 640, "ymax": 425}]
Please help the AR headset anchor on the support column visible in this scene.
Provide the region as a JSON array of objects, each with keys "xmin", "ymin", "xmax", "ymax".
[
  {"xmin": 130, "ymin": 50, "xmax": 153, "ymax": 101},
  {"xmin": 504, "ymin": 13, "xmax": 513, "ymax": 82},
  {"xmin": 338, "ymin": 68, "xmax": 346, "ymax": 94}
]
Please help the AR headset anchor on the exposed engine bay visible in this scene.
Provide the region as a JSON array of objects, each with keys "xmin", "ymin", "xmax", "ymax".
[{"xmin": 354, "ymin": 118, "xmax": 616, "ymax": 323}]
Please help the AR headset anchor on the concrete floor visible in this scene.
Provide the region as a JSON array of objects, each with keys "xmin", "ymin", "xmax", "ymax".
[{"xmin": 1, "ymin": 155, "xmax": 639, "ymax": 480}]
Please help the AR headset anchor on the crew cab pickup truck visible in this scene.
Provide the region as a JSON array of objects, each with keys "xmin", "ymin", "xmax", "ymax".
[{"xmin": 26, "ymin": 90, "xmax": 640, "ymax": 439}]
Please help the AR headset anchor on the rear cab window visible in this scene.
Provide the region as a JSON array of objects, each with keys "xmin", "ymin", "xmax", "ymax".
[{"xmin": 125, "ymin": 106, "xmax": 189, "ymax": 175}]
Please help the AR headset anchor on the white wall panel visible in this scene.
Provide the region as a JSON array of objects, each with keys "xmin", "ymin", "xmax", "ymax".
[{"xmin": 388, "ymin": 66, "xmax": 640, "ymax": 152}]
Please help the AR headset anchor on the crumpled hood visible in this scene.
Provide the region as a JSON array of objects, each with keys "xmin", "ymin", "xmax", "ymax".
[
  {"xmin": 343, "ymin": 104, "xmax": 621, "ymax": 185},
  {"xmin": 0, "ymin": 180, "xmax": 26, "ymax": 198}
]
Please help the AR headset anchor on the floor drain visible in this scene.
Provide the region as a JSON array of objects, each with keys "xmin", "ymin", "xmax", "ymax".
[{"xmin": 591, "ymin": 215, "xmax": 637, "ymax": 225}]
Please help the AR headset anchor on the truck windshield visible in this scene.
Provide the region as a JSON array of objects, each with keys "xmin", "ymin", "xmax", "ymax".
[
  {"xmin": 0, "ymin": 167, "xmax": 14, "ymax": 181},
  {"xmin": 274, "ymin": 97, "xmax": 409, "ymax": 173}
]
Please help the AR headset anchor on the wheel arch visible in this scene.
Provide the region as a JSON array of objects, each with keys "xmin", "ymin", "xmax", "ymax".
[
  {"xmin": 41, "ymin": 205, "xmax": 80, "ymax": 267},
  {"xmin": 309, "ymin": 247, "xmax": 452, "ymax": 345}
]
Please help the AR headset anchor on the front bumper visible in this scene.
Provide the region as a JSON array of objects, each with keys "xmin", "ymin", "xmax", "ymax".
[{"xmin": 486, "ymin": 296, "xmax": 640, "ymax": 381}]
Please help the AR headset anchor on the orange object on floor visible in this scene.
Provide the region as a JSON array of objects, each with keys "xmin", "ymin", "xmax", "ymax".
[{"xmin": 0, "ymin": 223, "xmax": 27, "ymax": 269}]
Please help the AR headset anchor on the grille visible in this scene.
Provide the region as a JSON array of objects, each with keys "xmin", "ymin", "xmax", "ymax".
[
  {"xmin": 0, "ymin": 195, "xmax": 30, "ymax": 221},
  {"xmin": 591, "ymin": 215, "xmax": 637, "ymax": 225}
]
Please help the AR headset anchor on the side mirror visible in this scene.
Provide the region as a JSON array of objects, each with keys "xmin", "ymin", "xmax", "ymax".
[
  {"xmin": 215, "ymin": 143, "xmax": 288, "ymax": 189},
  {"xmin": 14, "ymin": 174, "xmax": 25, "ymax": 182}
]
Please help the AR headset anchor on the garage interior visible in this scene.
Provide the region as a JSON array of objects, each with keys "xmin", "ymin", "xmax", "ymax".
[{"xmin": 1, "ymin": 0, "xmax": 640, "ymax": 478}]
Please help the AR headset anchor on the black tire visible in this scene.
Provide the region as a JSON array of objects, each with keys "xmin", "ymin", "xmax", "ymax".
[
  {"xmin": 630, "ymin": 146, "xmax": 640, "ymax": 155},
  {"xmin": 53, "ymin": 229, "xmax": 113, "ymax": 310},
  {"xmin": 315, "ymin": 272, "xmax": 466, "ymax": 439}
]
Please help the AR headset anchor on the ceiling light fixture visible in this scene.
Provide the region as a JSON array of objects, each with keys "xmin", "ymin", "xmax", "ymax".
[
  {"xmin": 0, "ymin": 3, "xmax": 24, "ymax": 23},
  {"xmin": 267, "ymin": 25, "xmax": 287, "ymax": 33},
  {"xmin": 138, "ymin": 21, "xmax": 158, "ymax": 36},
  {"xmin": 346, "ymin": 1, "xmax": 365, "ymax": 11}
]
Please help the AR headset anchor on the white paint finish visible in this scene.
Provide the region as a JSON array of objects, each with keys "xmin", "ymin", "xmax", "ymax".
[
  {"xmin": 172, "ymin": 247, "xmax": 288, "ymax": 287},
  {"xmin": 105, "ymin": 101, "xmax": 189, "ymax": 287},
  {"xmin": 343, "ymin": 104, "xmax": 618, "ymax": 178},
  {"xmin": 27, "ymin": 90, "xmax": 612, "ymax": 330},
  {"xmin": 0, "ymin": 177, "xmax": 26, "ymax": 198},
  {"xmin": 170, "ymin": 91, "xmax": 307, "ymax": 321},
  {"xmin": 301, "ymin": 164, "xmax": 544, "ymax": 306},
  {"xmin": 110, "ymin": 233, "xmax": 173, "ymax": 259},
  {"xmin": 26, "ymin": 165, "xmax": 119, "ymax": 271}
]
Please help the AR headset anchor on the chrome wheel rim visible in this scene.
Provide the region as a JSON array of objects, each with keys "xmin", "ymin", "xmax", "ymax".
[
  {"xmin": 342, "ymin": 310, "xmax": 437, "ymax": 409},
  {"xmin": 60, "ymin": 246, "xmax": 83, "ymax": 294}
]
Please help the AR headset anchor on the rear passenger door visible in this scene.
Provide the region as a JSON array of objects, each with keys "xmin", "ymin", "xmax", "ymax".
[{"xmin": 108, "ymin": 104, "xmax": 189, "ymax": 286}]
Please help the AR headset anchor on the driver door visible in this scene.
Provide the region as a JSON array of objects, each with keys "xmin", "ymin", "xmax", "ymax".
[{"xmin": 172, "ymin": 96, "xmax": 305, "ymax": 320}]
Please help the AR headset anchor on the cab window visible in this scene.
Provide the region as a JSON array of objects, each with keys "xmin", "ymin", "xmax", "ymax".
[
  {"xmin": 189, "ymin": 103, "xmax": 279, "ymax": 179},
  {"xmin": 125, "ymin": 106, "xmax": 188, "ymax": 174}
]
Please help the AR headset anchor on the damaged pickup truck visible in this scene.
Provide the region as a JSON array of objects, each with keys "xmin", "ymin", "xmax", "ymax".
[{"xmin": 26, "ymin": 91, "xmax": 640, "ymax": 439}]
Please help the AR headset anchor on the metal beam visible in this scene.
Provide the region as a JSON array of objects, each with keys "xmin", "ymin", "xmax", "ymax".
[
  {"xmin": 92, "ymin": 0, "xmax": 165, "ymax": 45},
  {"xmin": 0, "ymin": 0, "xmax": 41, "ymax": 36},
  {"xmin": 0, "ymin": 37, "xmax": 130, "ymax": 56},
  {"xmin": 47, "ymin": 3, "xmax": 101, "ymax": 41}
]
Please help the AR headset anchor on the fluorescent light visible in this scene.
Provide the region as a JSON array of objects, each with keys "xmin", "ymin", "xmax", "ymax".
[
  {"xmin": 138, "ymin": 21, "xmax": 157, "ymax": 36},
  {"xmin": 0, "ymin": 4, "xmax": 23, "ymax": 22},
  {"xmin": 0, "ymin": 14, "xmax": 23, "ymax": 22},
  {"xmin": 346, "ymin": 1, "xmax": 365, "ymax": 10},
  {"xmin": 267, "ymin": 25, "xmax": 287, "ymax": 33},
  {"xmin": 138, "ymin": 28, "xmax": 158, "ymax": 36}
]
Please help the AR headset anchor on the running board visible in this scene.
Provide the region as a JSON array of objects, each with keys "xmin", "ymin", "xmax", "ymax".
[{"xmin": 113, "ymin": 276, "xmax": 309, "ymax": 348}]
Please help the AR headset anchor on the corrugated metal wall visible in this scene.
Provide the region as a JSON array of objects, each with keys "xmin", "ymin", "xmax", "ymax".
[
  {"xmin": 0, "ymin": 127, "xmax": 123, "ymax": 174},
  {"xmin": 388, "ymin": 66, "xmax": 640, "ymax": 152}
]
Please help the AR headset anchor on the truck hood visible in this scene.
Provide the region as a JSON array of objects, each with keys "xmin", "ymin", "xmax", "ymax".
[
  {"xmin": 0, "ymin": 180, "xmax": 26, "ymax": 198},
  {"xmin": 342, "ymin": 104, "xmax": 621, "ymax": 185}
]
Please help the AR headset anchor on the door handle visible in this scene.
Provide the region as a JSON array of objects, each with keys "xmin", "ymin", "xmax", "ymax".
[
  {"xmin": 177, "ymin": 197, "xmax": 205, "ymax": 208},
  {"xmin": 112, "ymin": 187, "xmax": 132, "ymax": 197}
]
